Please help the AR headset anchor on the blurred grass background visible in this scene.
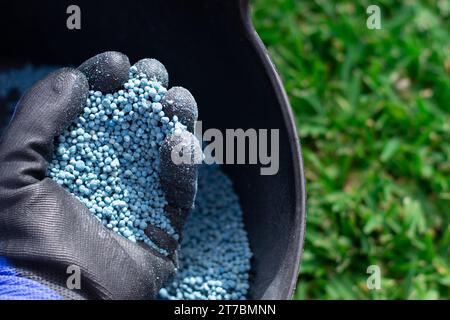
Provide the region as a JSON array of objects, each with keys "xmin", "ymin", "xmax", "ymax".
[{"xmin": 252, "ymin": 0, "xmax": 449, "ymax": 299}]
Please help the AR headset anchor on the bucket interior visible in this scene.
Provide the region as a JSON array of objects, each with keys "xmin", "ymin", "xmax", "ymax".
[{"xmin": 0, "ymin": 0, "xmax": 305, "ymax": 299}]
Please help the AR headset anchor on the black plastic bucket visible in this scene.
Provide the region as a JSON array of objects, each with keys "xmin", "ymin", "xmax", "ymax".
[{"xmin": 0, "ymin": 0, "xmax": 306, "ymax": 299}]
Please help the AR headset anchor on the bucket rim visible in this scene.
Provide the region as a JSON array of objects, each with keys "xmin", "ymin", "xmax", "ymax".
[{"xmin": 238, "ymin": 0, "xmax": 307, "ymax": 300}]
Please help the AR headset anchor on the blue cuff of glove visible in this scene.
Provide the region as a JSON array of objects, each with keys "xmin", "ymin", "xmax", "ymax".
[{"xmin": 0, "ymin": 256, "xmax": 63, "ymax": 300}]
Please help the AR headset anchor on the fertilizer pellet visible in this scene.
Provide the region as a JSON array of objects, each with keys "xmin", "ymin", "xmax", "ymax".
[
  {"xmin": 0, "ymin": 65, "xmax": 252, "ymax": 300},
  {"xmin": 47, "ymin": 65, "xmax": 186, "ymax": 254}
]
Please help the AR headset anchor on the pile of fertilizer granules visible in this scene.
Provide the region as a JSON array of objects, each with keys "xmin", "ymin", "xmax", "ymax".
[
  {"xmin": 47, "ymin": 65, "xmax": 181, "ymax": 255},
  {"xmin": 159, "ymin": 165, "xmax": 251, "ymax": 300},
  {"xmin": 0, "ymin": 64, "xmax": 252, "ymax": 300}
]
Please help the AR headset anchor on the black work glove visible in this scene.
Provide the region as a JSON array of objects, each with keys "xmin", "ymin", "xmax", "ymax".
[{"xmin": 0, "ymin": 51, "xmax": 200, "ymax": 300}]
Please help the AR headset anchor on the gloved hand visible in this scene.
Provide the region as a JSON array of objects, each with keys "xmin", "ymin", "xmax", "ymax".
[{"xmin": 0, "ymin": 51, "xmax": 200, "ymax": 300}]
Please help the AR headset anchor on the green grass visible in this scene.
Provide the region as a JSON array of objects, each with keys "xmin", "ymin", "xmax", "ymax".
[{"xmin": 252, "ymin": 0, "xmax": 450, "ymax": 299}]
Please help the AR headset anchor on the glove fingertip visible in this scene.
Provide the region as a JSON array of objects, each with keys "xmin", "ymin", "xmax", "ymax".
[
  {"xmin": 51, "ymin": 68, "xmax": 89, "ymax": 133},
  {"xmin": 78, "ymin": 51, "xmax": 130, "ymax": 93},
  {"xmin": 161, "ymin": 87, "xmax": 198, "ymax": 133},
  {"xmin": 144, "ymin": 224, "xmax": 179, "ymax": 256},
  {"xmin": 160, "ymin": 131, "xmax": 201, "ymax": 210},
  {"xmin": 134, "ymin": 58, "xmax": 169, "ymax": 88}
]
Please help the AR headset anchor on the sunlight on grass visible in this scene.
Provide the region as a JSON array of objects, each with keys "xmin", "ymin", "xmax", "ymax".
[{"xmin": 252, "ymin": 0, "xmax": 450, "ymax": 299}]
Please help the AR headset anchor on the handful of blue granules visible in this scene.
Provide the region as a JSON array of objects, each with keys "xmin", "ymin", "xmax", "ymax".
[
  {"xmin": 48, "ymin": 65, "xmax": 182, "ymax": 255},
  {"xmin": 0, "ymin": 64, "xmax": 252, "ymax": 300}
]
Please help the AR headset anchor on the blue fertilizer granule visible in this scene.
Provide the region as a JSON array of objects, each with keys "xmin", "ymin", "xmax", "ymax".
[{"xmin": 0, "ymin": 64, "xmax": 252, "ymax": 300}]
